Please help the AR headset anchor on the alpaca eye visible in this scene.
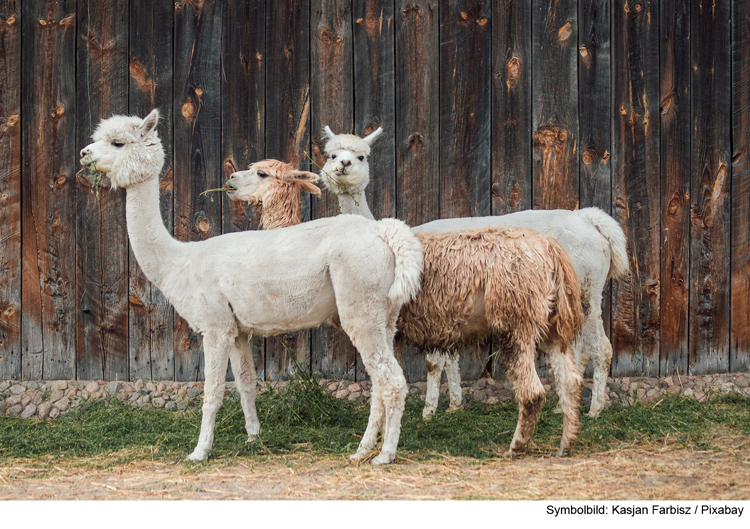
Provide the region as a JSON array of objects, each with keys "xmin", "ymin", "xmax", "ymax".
[
  {"xmin": 258, "ymin": 171, "xmax": 268, "ymax": 178},
  {"xmin": 331, "ymin": 155, "xmax": 337, "ymax": 160},
  {"xmin": 358, "ymin": 156, "xmax": 365, "ymax": 161},
  {"xmin": 112, "ymin": 141, "xmax": 125, "ymax": 148}
]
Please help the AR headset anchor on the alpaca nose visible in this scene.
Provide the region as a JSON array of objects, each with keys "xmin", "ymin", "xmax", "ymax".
[
  {"xmin": 80, "ymin": 147, "xmax": 90, "ymax": 157},
  {"xmin": 340, "ymin": 159, "xmax": 351, "ymax": 167}
]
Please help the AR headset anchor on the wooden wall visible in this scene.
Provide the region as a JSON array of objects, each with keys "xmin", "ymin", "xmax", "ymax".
[{"xmin": 0, "ymin": 0, "xmax": 748, "ymax": 382}]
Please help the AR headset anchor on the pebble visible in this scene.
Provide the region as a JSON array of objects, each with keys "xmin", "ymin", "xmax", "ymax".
[{"xmin": 3, "ymin": 372, "xmax": 750, "ymax": 419}]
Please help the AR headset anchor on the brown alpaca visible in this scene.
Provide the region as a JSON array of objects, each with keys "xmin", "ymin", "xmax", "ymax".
[
  {"xmin": 229, "ymin": 166, "xmax": 585, "ymax": 456},
  {"xmin": 225, "ymin": 159, "xmax": 321, "ymax": 229},
  {"xmin": 400, "ymin": 227, "xmax": 584, "ymax": 455}
]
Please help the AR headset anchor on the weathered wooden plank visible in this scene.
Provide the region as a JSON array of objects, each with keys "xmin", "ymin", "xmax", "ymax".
[
  {"xmin": 222, "ymin": 0, "xmax": 266, "ymax": 379},
  {"xmin": 611, "ymin": 0, "xmax": 660, "ymax": 377},
  {"xmin": 689, "ymin": 0, "xmax": 731, "ymax": 375},
  {"xmin": 659, "ymin": 0, "xmax": 690, "ymax": 376},
  {"xmin": 75, "ymin": 0, "xmax": 129, "ymax": 381},
  {"xmin": 353, "ymin": 0, "xmax": 396, "ymax": 380},
  {"xmin": 265, "ymin": 0, "xmax": 311, "ymax": 380},
  {"xmin": 129, "ymin": 0, "xmax": 175, "ymax": 381},
  {"xmin": 731, "ymin": 0, "xmax": 750, "ymax": 372},
  {"xmin": 310, "ymin": 0, "xmax": 357, "ymax": 381},
  {"xmin": 173, "ymin": 0, "xmax": 223, "ymax": 381},
  {"xmin": 0, "ymin": 0, "xmax": 21, "ymax": 380},
  {"xmin": 492, "ymin": 0, "xmax": 531, "ymax": 215},
  {"xmin": 439, "ymin": 0, "xmax": 491, "ymax": 220},
  {"xmin": 394, "ymin": 0, "xmax": 439, "ymax": 383},
  {"xmin": 439, "ymin": 0, "xmax": 491, "ymax": 381},
  {"xmin": 21, "ymin": 1, "xmax": 77, "ymax": 380},
  {"xmin": 578, "ymin": 0, "xmax": 612, "ymax": 373},
  {"xmin": 532, "ymin": 0, "xmax": 579, "ymax": 211}
]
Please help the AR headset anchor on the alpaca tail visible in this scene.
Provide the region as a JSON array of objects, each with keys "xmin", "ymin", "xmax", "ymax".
[
  {"xmin": 375, "ymin": 218, "xmax": 423, "ymax": 308},
  {"xmin": 547, "ymin": 238, "xmax": 585, "ymax": 349},
  {"xmin": 574, "ymin": 207, "xmax": 630, "ymax": 281}
]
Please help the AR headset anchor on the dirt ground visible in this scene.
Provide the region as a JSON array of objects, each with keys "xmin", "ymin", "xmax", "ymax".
[{"xmin": 1, "ymin": 438, "xmax": 749, "ymax": 500}]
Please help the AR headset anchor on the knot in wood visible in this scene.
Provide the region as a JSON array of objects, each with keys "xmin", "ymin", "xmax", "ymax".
[
  {"xmin": 181, "ymin": 99, "xmax": 195, "ymax": 118},
  {"xmin": 2, "ymin": 307, "xmax": 15, "ymax": 318},
  {"xmin": 660, "ymin": 93, "xmax": 675, "ymax": 115},
  {"xmin": 6, "ymin": 15, "xmax": 15, "ymax": 25},
  {"xmin": 402, "ymin": 4, "xmax": 422, "ymax": 17},
  {"xmin": 56, "ymin": 176, "xmax": 67, "ymax": 186},
  {"xmin": 582, "ymin": 149, "xmax": 595, "ymax": 165},
  {"xmin": 460, "ymin": 11, "xmax": 469, "ymax": 20},
  {"xmin": 506, "ymin": 57, "xmax": 521, "ymax": 88},
  {"xmin": 194, "ymin": 87, "xmax": 203, "ymax": 97},
  {"xmin": 634, "ymin": 3, "xmax": 643, "ymax": 13},
  {"xmin": 476, "ymin": 17, "xmax": 488, "ymax": 26},
  {"xmin": 5, "ymin": 114, "xmax": 19, "ymax": 127},
  {"xmin": 646, "ymin": 281, "xmax": 659, "ymax": 296},
  {"xmin": 558, "ymin": 22, "xmax": 573, "ymax": 42},
  {"xmin": 407, "ymin": 133, "xmax": 424, "ymax": 149},
  {"xmin": 197, "ymin": 217, "xmax": 211, "ymax": 233},
  {"xmin": 1, "ymin": 194, "xmax": 8, "ymax": 200},
  {"xmin": 534, "ymin": 127, "xmax": 568, "ymax": 149}
]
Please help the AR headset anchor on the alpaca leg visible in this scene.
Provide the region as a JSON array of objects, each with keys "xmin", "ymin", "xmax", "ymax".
[
  {"xmin": 187, "ymin": 331, "xmax": 233, "ymax": 461},
  {"xmin": 371, "ymin": 355, "xmax": 408, "ymax": 465},
  {"xmin": 547, "ymin": 340, "xmax": 584, "ymax": 456},
  {"xmin": 501, "ymin": 343, "xmax": 546, "ymax": 456},
  {"xmin": 230, "ymin": 333, "xmax": 261, "ymax": 442},
  {"xmin": 423, "ymin": 350, "xmax": 446, "ymax": 418},
  {"xmin": 444, "ymin": 352, "xmax": 462, "ymax": 412},
  {"xmin": 588, "ymin": 319, "xmax": 613, "ymax": 418},
  {"xmin": 350, "ymin": 383, "xmax": 385, "ymax": 460}
]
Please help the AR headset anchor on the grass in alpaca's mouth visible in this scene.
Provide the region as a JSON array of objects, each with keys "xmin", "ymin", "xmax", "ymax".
[
  {"xmin": 200, "ymin": 186, "xmax": 233, "ymax": 202},
  {"xmin": 77, "ymin": 162, "xmax": 105, "ymax": 198}
]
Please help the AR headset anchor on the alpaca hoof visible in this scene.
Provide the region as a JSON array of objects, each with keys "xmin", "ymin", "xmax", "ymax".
[
  {"xmin": 587, "ymin": 405, "xmax": 603, "ymax": 418},
  {"xmin": 446, "ymin": 405, "xmax": 461, "ymax": 413},
  {"xmin": 246, "ymin": 434, "xmax": 258, "ymax": 444},
  {"xmin": 349, "ymin": 450, "xmax": 369, "ymax": 461},
  {"xmin": 186, "ymin": 450, "xmax": 208, "ymax": 462},
  {"xmin": 371, "ymin": 452, "xmax": 395, "ymax": 466},
  {"xmin": 556, "ymin": 447, "xmax": 572, "ymax": 457},
  {"xmin": 421, "ymin": 406, "xmax": 436, "ymax": 419}
]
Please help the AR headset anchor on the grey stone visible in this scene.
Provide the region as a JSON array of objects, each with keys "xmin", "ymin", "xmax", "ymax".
[
  {"xmin": 474, "ymin": 379, "xmax": 487, "ymax": 390},
  {"xmin": 32, "ymin": 393, "xmax": 44, "ymax": 405},
  {"xmin": 49, "ymin": 407, "xmax": 59, "ymax": 419},
  {"xmin": 49, "ymin": 389, "xmax": 65, "ymax": 402},
  {"xmin": 85, "ymin": 381, "xmax": 100, "ymax": 393},
  {"xmin": 165, "ymin": 401, "xmax": 177, "ymax": 410},
  {"xmin": 134, "ymin": 379, "xmax": 144, "ymax": 390},
  {"xmin": 735, "ymin": 377, "xmax": 749, "ymax": 389},
  {"xmin": 7, "ymin": 404, "xmax": 23, "ymax": 415},
  {"xmin": 54, "ymin": 397, "xmax": 70, "ymax": 411},
  {"xmin": 37, "ymin": 402, "xmax": 53, "ymax": 418},
  {"xmin": 347, "ymin": 392, "xmax": 362, "ymax": 401},
  {"xmin": 171, "ymin": 382, "xmax": 181, "ymax": 390},
  {"xmin": 21, "ymin": 395, "xmax": 32, "ymax": 407},
  {"xmin": 137, "ymin": 395, "xmax": 149, "ymax": 405},
  {"xmin": 105, "ymin": 381, "xmax": 121, "ymax": 395},
  {"xmin": 152, "ymin": 397, "xmax": 166, "ymax": 408},
  {"xmin": 50, "ymin": 380, "xmax": 68, "ymax": 392},
  {"xmin": 9, "ymin": 384, "xmax": 25, "ymax": 395},
  {"xmin": 146, "ymin": 382, "xmax": 156, "ymax": 392},
  {"xmin": 6, "ymin": 394, "xmax": 22, "ymax": 406},
  {"xmin": 0, "ymin": 381, "xmax": 10, "ymax": 392},
  {"xmin": 21, "ymin": 404, "xmax": 37, "ymax": 419},
  {"xmin": 186, "ymin": 387, "xmax": 202, "ymax": 398},
  {"xmin": 156, "ymin": 382, "xmax": 166, "ymax": 392}
]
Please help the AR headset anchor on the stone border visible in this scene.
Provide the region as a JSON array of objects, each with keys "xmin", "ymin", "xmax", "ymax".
[{"xmin": 1, "ymin": 373, "xmax": 749, "ymax": 419}]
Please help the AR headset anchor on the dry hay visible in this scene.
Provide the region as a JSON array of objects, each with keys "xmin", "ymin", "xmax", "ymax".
[{"xmin": 1, "ymin": 435, "xmax": 748, "ymax": 500}]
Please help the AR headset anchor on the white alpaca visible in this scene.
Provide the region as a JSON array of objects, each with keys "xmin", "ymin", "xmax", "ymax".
[
  {"xmin": 230, "ymin": 152, "xmax": 586, "ymax": 456},
  {"xmin": 79, "ymin": 110, "xmax": 423, "ymax": 465},
  {"xmin": 321, "ymin": 127, "xmax": 629, "ymax": 418}
]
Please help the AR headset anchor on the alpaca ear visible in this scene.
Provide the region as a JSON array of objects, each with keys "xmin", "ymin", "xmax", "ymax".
[
  {"xmin": 137, "ymin": 109, "xmax": 160, "ymax": 139},
  {"xmin": 289, "ymin": 169, "xmax": 320, "ymax": 184},
  {"xmin": 362, "ymin": 126, "xmax": 383, "ymax": 146},
  {"xmin": 298, "ymin": 180, "xmax": 322, "ymax": 197},
  {"xmin": 323, "ymin": 126, "xmax": 336, "ymax": 140}
]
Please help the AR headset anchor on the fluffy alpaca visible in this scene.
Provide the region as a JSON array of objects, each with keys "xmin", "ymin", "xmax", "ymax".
[
  {"xmin": 225, "ymin": 159, "xmax": 321, "ymax": 229},
  {"xmin": 321, "ymin": 126, "xmax": 629, "ymax": 418},
  {"xmin": 231, "ymin": 152, "xmax": 585, "ymax": 456},
  {"xmin": 79, "ymin": 110, "xmax": 423, "ymax": 465}
]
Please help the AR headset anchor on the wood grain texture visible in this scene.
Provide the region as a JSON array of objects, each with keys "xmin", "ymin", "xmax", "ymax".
[
  {"xmin": 492, "ymin": 0, "xmax": 531, "ymax": 215},
  {"xmin": 129, "ymin": 0, "xmax": 175, "ymax": 381},
  {"xmin": 659, "ymin": 0, "xmax": 690, "ymax": 376},
  {"xmin": 265, "ymin": 0, "xmax": 311, "ymax": 380},
  {"xmin": 310, "ymin": 0, "xmax": 357, "ymax": 381},
  {"xmin": 75, "ymin": 0, "xmax": 129, "ymax": 381},
  {"xmin": 222, "ymin": 0, "xmax": 266, "ymax": 379},
  {"xmin": 21, "ymin": 1, "xmax": 77, "ymax": 380},
  {"xmin": 0, "ymin": 0, "xmax": 20, "ymax": 379},
  {"xmin": 353, "ymin": 0, "xmax": 396, "ymax": 380},
  {"xmin": 532, "ymin": 0, "xmax": 579, "ymax": 211},
  {"xmin": 731, "ymin": 0, "xmax": 750, "ymax": 372},
  {"xmin": 173, "ymin": 0, "xmax": 223, "ymax": 381},
  {"xmin": 578, "ymin": 0, "xmax": 612, "ymax": 368},
  {"xmin": 395, "ymin": 0, "xmax": 439, "ymax": 382},
  {"xmin": 439, "ymin": 0, "xmax": 491, "ymax": 380},
  {"xmin": 689, "ymin": 0, "xmax": 731, "ymax": 374},
  {"xmin": 611, "ymin": 0, "xmax": 660, "ymax": 377}
]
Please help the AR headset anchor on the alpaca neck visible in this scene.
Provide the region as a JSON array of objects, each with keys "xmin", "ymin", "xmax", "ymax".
[
  {"xmin": 125, "ymin": 176, "xmax": 182, "ymax": 288},
  {"xmin": 260, "ymin": 182, "xmax": 303, "ymax": 229},
  {"xmin": 336, "ymin": 191, "xmax": 374, "ymax": 219}
]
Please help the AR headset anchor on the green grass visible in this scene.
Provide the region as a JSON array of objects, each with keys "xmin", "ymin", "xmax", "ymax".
[{"xmin": 1, "ymin": 372, "xmax": 748, "ymax": 463}]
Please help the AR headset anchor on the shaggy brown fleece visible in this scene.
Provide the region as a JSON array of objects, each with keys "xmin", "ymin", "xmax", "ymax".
[{"xmin": 399, "ymin": 227, "xmax": 583, "ymax": 354}]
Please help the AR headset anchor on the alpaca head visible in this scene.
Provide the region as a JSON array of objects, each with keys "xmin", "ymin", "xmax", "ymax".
[
  {"xmin": 79, "ymin": 109, "xmax": 164, "ymax": 190},
  {"xmin": 320, "ymin": 126, "xmax": 382, "ymax": 195},
  {"xmin": 226, "ymin": 159, "xmax": 320, "ymax": 205}
]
